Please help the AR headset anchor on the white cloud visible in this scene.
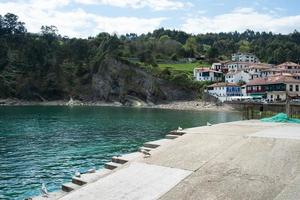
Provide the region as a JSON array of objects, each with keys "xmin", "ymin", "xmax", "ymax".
[
  {"xmin": 181, "ymin": 7, "xmax": 300, "ymax": 34},
  {"xmin": 0, "ymin": 0, "xmax": 165, "ymax": 37},
  {"xmin": 75, "ymin": 0, "xmax": 191, "ymax": 11}
]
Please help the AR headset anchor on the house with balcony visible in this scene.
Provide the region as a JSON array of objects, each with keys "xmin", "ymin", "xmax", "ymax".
[
  {"xmin": 193, "ymin": 68, "xmax": 223, "ymax": 82},
  {"xmin": 246, "ymin": 74, "xmax": 300, "ymax": 102},
  {"xmin": 207, "ymin": 82, "xmax": 242, "ymax": 102}
]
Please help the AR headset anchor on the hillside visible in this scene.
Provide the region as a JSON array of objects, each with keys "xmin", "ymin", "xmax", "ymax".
[{"xmin": 1, "ymin": 13, "xmax": 300, "ymax": 104}]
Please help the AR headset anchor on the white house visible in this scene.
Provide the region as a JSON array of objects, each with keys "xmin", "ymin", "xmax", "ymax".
[
  {"xmin": 225, "ymin": 70, "xmax": 251, "ymax": 83},
  {"xmin": 260, "ymin": 68, "xmax": 283, "ymax": 78},
  {"xmin": 231, "ymin": 52, "xmax": 259, "ymax": 63},
  {"xmin": 246, "ymin": 63, "xmax": 273, "ymax": 80},
  {"xmin": 226, "ymin": 62, "xmax": 251, "ymax": 72},
  {"xmin": 207, "ymin": 82, "xmax": 242, "ymax": 102},
  {"xmin": 193, "ymin": 68, "xmax": 223, "ymax": 82},
  {"xmin": 211, "ymin": 63, "xmax": 223, "ymax": 71}
]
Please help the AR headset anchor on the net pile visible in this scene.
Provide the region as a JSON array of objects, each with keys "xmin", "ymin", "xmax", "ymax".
[{"xmin": 261, "ymin": 113, "xmax": 300, "ymax": 124}]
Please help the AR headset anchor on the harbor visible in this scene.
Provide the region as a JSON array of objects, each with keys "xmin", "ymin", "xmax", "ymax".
[{"xmin": 32, "ymin": 120, "xmax": 300, "ymax": 200}]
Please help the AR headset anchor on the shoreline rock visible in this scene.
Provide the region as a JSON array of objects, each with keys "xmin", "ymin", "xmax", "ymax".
[{"xmin": 0, "ymin": 99, "xmax": 235, "ymax": 112}]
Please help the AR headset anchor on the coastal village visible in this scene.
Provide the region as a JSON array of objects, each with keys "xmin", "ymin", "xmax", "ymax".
[{"xmin": 194, "ymin": 53, "xmax": 300, "ymax": 103}]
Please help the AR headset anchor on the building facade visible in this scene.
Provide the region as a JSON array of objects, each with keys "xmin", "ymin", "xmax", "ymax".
[
  {"xmin": 225, "ymin": 70, "xmax": 251, "ymax": 83},
  {"xmin": 231, "ymin": 53, "xmax": 260, "ymax": 63},
  {"xmin": 194, "ymin": 68, "xmax": 223, "ymax": 82},
  {"xmin": 246, "ymin": 64, "xmax": 273, "ymax": 80},
  {"xmin": 207, "ymin": 82, "xmax": 242, "ymax": 102},
  {"xmin": 226, "ymin": 62, "xmax": 251, "ymax": 72},
  {"xmin": 246, "ymin": 75, "xmax": 300, "ymax": 102},
  {"xmin": 276, "ymin": 62, "xmax": 300, "ymax": 74}
]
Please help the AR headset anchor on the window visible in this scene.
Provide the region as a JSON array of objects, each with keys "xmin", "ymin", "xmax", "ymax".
[
  {"xmin": 290, "ymin": 85, "xmax": 293, "ymax": 92},
  {"xmin": 296, "ymin": 85, "xmax": 299, "ymax": 92}
]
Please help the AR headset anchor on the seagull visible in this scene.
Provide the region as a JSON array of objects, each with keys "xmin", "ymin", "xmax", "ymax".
[
  {"xmin": 206, "ymin": 122, "xmax": 212, "ymax": 126},
  {"xmin": 40, "ymin": 183, "xmax": 48, "ymax": 197},
  {"xmin": 177, "ymin": 126, "xmax": 183, "ymax": 131},
  {"xmin": 75, "ymin": 170, "xmax": 81, "ymax": 177},
  {"xmin": 140, "ymin": 149, "xmax": 151, "ymax": 158}
]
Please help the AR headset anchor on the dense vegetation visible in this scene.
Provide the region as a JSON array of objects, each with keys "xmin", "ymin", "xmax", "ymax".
[{"xmin": 1, "ymin": 13, "xmax": 300, "ymax": 101}]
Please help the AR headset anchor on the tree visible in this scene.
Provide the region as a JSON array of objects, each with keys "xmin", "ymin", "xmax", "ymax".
[
  {"xmin": 238, "ymin": 40, "xmax": 250, "ymax": 53},
  {"xmin": 41, "ymin": 25, "xmax": 58, "ymax": 36},
  {"xmin": 207, "ymin": 47, "xmax": 219, "ymax": 62},
  {"xmin": 183, "ymin": 37, "xmax": 199, "ymax": 57},
  {"xmin": 1, "ymin": 13, "xmax": 26, "ymax": 35}
]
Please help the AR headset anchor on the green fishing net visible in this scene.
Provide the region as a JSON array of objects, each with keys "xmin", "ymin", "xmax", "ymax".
[{"xmin": 261, "ymin": 113, "xmax": 300, "ymax": 123}]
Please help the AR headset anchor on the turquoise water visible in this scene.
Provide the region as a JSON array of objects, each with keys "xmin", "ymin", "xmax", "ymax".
[{"xmin": 0, "ymin": 106, "xmax": 242, "ymax": 199}]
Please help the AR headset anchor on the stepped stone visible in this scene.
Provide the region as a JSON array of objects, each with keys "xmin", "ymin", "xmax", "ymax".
[
  {"xmin": 72, "ymin": 169, "xmax": 111, "ymax": 185},
  {"xmin": 62, "ymin": 182, "xmax": 81, "ymax": 192},
  {"xmin": 104, "ymin": 162, "xmax": 122, "ymax": 170},
  {"xmin": 144, "ymin": 139, "xmax": 171, "ymax": 148},
  {"xmin": 165, "ymin": 134, "xmax": 179, "ymax": 139}
]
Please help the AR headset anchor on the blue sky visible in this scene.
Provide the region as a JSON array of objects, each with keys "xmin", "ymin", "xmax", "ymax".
[{"xmin": 0, "ymin": 0, "xmax": 300, "ymax": 38}]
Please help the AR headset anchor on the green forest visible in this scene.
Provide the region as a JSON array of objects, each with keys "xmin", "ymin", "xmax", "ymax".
[{"xmin": 1, "ymin": 13, "xmax": 300, "ymax": 101}]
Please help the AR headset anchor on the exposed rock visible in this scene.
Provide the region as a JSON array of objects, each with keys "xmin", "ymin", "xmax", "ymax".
[{"xmin": 83, "ymin": 58, "xmax": 196, "ymax": 104}]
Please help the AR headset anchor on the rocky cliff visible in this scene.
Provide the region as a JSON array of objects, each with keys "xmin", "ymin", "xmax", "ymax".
[{"xmin": 79, "ymin": 58, "xmax": 196, "ymax": 105}]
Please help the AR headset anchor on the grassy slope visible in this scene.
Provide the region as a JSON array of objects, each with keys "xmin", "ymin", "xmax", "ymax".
[{"xmin": 158, "ymin": 62, "xmax": 210, "ymax": 73}]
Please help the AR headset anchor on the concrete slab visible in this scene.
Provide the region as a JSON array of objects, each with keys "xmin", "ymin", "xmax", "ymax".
[
  {"xmin": 141, "ymin": 133, "xmax": 243, "ymax": 171},
  {"xmin": 143, "ymin": 139, "xmax": 171, "ymax": 148},
  {"xmin": 161, "ymin": 137, "xmax": 300, "ymax": 200},
  {"xmin": 112, "ymin": 152, "xmax": 142, "ymax": 164},
  {"xmin": 165, "ymin": 134, "xmax": 179, "ymax": 139},
  {"xmin": 62, "ymin": 182, "xmax": 81, "ymax": 192},
  {"xmin": 274, "ymin": 175, "xmax": 300, "ymax": 200},
  {"xmin": 72, "ymin": 169, "xmax": 111, "ymax": 185},
  {"xmin": 224, "ymin": 120, "xmax": 287, "ymax": 127},
  {"xmin": 104, "ymin": 162, "xmax": 122, "ymax": 170},
  {"xmin": 59, "ymin": 162, "xmax": 192, "ymax": 200},
  {"xmin": 250, "ymin": 125, "xmax": 300, "ymax": 140},
  {"xmin": 184, "ymin": 123, "xmax": 278, "ymax": 136}
]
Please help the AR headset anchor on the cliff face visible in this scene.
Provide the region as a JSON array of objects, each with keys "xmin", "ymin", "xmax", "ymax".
[{"xmin": 81, "ymin": 58, "xmax": 196, "ymax": 104}]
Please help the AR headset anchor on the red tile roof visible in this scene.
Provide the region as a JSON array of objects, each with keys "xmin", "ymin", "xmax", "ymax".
[
  {"xmin": 277, "ymin": 62, "xmax": 299, "ymax": 67},
  {"xmin": 247, "ymin": 75, "xmax": 300, "ymax": 86},
  {"xmin": 248, "ymin": 63, "xmax": 272, "ymax": 70}
]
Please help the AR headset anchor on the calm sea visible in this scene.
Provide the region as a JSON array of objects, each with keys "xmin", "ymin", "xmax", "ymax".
[{"xmin": 0, "ymin": 106, "xmax": 242, "ymax": 199}]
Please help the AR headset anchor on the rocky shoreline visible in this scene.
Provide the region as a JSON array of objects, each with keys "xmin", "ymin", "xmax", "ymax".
[{"xmin": 0, "ymin": 99, "xmax": 235, "ymax": 112}]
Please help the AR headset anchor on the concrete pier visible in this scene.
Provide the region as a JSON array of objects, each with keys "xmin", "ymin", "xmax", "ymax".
[{"xmin": 33, "ymin": 120, "xmax": 300, "ymax": 200}]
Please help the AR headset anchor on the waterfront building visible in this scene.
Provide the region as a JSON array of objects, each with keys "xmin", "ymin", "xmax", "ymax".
[
  {"xmin": 225, "ymin": 70, "xmax": 251, "ymax": 83},
  {"xmin": 193, "ymin": 68, "xmax": 223, "ymax": 82},
  {"xmin": 246, "ymin": 74, "xmax": 300, "ymax": 102},
  {"xmin": 207, "ymin": 82, "xmax": 242, "ymax": 102},
  {"xmin": 231, "ymin": 52, "xmax": 260, "ymax": 63}
]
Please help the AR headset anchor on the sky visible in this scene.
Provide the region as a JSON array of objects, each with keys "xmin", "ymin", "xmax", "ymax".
[{"xmin": 0, "ymin": 0, "xmax": 300, "ymax": 38}]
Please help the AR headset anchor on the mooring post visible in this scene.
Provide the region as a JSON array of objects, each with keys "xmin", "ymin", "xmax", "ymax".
[{"xmin": 286, "ymin": 93, "xmax": 291, "ymax": 118}]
